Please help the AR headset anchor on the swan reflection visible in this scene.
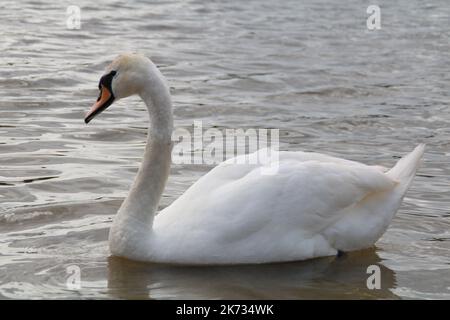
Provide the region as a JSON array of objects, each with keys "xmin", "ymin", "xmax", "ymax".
[{"xmin": 107, "ymin": 248, "xmax": 398, "ymax": 299}]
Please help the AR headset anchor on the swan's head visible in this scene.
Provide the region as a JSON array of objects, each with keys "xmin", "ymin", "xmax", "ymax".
[{"xmin": 84, "ymin": 53, "xmax": 153, "ymax": 124}]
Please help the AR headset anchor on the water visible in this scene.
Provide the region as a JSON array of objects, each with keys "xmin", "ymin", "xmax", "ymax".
[{"xmin": 1, "ymin": 0, "xmax": 450, "ymax": 299}]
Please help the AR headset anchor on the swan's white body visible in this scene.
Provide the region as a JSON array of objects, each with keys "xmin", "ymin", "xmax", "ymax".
[{"xmin": 90, "ymin": 54, "xmax": 424, "ymax": 265}]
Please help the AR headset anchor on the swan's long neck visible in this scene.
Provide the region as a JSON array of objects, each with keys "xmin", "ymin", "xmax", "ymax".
[{"xmin": 116, "ymin": 65, "xmax": 173, "ymax": 228}]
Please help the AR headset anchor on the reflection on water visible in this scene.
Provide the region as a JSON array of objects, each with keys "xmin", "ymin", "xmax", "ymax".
[
  {"xmin": 107, "ymin": 249, "xmax": 398, "ymax": 299},
  {"xmin": 1, "ymin": 0, "xmax": 450, "ymax": 299}
]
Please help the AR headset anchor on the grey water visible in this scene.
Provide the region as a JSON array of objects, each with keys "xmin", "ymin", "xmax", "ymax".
[{"xmin": 0, "ymin": 0, "xmax": 449, "ymax": 299}]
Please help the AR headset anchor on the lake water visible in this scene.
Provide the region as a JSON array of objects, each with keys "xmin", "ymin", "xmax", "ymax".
[{"xmin": 0, "ymin": 0, "xmax": 450, "ymax": 299}]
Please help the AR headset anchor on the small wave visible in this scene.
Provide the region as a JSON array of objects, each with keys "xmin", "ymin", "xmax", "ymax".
[{"xmin": 0, "ymin": 211, "xmax": 54, "ymax": 223}]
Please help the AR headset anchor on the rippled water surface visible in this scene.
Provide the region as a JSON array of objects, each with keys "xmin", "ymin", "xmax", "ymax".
[{"xmin": 1, "ymin": 0, "xmax": 450, "ymax": 299}]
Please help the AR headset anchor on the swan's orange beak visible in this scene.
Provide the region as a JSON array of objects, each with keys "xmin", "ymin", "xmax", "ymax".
[{"xmin": 85, "ymin": 85, "xmax": 115, "ymax": 124}]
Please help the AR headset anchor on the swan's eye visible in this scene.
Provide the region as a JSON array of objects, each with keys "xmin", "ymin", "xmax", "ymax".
[{"xmin": 98, "ymin": 70, "xmax": 117, "ymax": 90}]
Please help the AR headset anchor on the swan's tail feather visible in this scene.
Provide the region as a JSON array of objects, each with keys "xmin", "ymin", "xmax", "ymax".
[
  {"xmin": 386, "ymin": 144, "xmax": 425, "ymax": 192},
  {"xmin": 324, "ymin": 144, "xmax": 425, "ymax": 253}
]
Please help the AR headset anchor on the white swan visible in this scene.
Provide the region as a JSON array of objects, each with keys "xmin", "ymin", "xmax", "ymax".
[{"xmin": 85, "ymin": 53, "xmax": 424, "ymax": 265}]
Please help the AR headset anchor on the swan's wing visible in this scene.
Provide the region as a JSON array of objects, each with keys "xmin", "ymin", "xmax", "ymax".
[
  {"xmin": 158, "ymin": 150, "xmax": 396, "ymax": 244},
  {"xmin": 210, "ymin": 160, "xmax": 396, "ymax": 236}
]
